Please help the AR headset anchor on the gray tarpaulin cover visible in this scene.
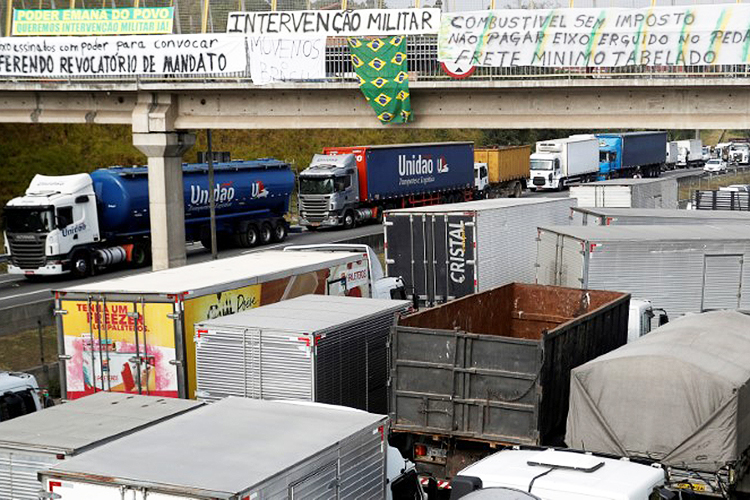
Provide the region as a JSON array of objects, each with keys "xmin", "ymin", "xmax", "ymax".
[{"xmin": 566, "ymin": 311, "xmax": 750, "ymax": 472}]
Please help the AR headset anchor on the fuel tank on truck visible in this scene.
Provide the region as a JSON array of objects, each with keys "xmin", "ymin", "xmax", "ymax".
[{"xmin": 91, "ymin": 160, "xmax": 294, "ymax": 239}]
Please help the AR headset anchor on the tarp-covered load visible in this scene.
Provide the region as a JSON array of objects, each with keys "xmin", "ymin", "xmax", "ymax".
[{"xmin": 566, "ymin": 311, "xmax": 750, "ymax": 472}]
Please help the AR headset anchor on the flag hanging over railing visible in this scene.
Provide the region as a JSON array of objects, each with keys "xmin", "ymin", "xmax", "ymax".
[{"xmin": 348, "ymin": 35, "xmax": 413, "ymax": 125}]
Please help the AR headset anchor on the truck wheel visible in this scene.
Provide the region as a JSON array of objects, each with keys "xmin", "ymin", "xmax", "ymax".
[
  {"xmin": 245, "ymin": 225, "xmax": 260, "ymax": 247},
  {"xmin": 259, "ymin": 222, "xmax": 273, "ymax": 245},
  {"xmin": 71, "ymin": 250, "xmax": 91, "ymax": 278},
  {"xmin": 512, "ymin": 182, "xmax": 523, "ymax": 198},
  {"xmin": 343, "ymin": 211, "xmax": 355, "ymax": 230},
  {"xmin": 272, "ymin": 221, "xmax": 288, "ymax": 242},
  {"xmin": 131, "ymin": 243, "xmax": 150, "ymax": 267}
]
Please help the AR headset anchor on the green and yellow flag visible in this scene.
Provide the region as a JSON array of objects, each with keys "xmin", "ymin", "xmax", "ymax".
[{"xmin": 348, "ymin": 36, "xmax": 413, "ymax": 124}]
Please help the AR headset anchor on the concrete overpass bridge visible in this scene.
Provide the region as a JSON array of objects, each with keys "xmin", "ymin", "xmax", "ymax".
[{"xmin": 1, "ymin": 36, "xmax": 748, "ymax": 271}]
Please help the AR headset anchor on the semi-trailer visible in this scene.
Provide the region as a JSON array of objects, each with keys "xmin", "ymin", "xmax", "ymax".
[
  {"xmin": 569, "ymin": 178, "xmax": 678, "ymax": 209},
  {"xmin": 528, "ymin": 135, "xmax": 599, "ymax": 191},
  {"xmin": 53, "ymin": 246, "xmax": 403, "ymax": 401},
  {"xmin": 388, "ymin": 282, "xmax": 630, "ymax": 479},
  {"xmin": 596, "ymin": 131, "xmax": 667, "ymax": 179},
  {"xmin": 4, "ymin": 160, "xmax": 294, "ymax": 277},
  {"xmin": 567, "ymin": 310, "xmax": 750, "ymax": 497},
  {"xmin": 194, "ymin": 295, "xmax": 410, "ymax": 413},
  {"xmin": 38, "ymin": 397, "xmax": 402, "ymax": 500},
  {"xmin": 298, "ymin": 142, "xmax": 475, "ymax": 230},
  {"xmin": 473, "ymin": 146, "xmax": 530, "ymax": 198},
  {"xmin": 535, "ymin": 225, "xmax": 750, "ymax": 321},
  {"xmin": 665, "ymin": 141, "xmax": 679, "ymax": 169},
  {"xmin": 0, "ymin": 392, "xmax": 201, "ymax": 500},
  {"xmin": 384, "ymin": 198, "xmax": 575, "ymax": 307},
  {"xmin": 572, "ymin": 206, "xmax": 750, "ymax": 226}
]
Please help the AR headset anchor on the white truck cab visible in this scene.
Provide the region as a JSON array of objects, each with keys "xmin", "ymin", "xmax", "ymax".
[
  {"xmin": 450, "ymin": 448, "xmax": 667, "ymax": 500},
  {"xmin": 0, "ymin": 371, "xmax": 44, "ymax": 422},
  {"xmin": 5, "ymin": 174, "xmax": 99, "ymax": 277},
  {"xmin": 629, "ymin": 299, "xmax": 668, "ymax": 343},
  {"xmin": 283, "ymin": 243, "xmax": 406, "ymax": 300},
  {"xmin": 474, "ymin": 163, "xmax": 490, "ymax": 195}
]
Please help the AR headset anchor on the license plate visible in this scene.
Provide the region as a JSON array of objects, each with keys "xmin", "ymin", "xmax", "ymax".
[{"xmin": 310, "ymin": 222, "xmax": 320, "ymax": 227}]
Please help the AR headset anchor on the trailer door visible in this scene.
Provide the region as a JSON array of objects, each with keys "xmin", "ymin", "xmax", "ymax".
[
  {"xmin": 536, "ymin": 232, "xmax": 585, "ymax": 288},
  {"xmin": 701, "ymin": 254, "xmax": 744, "ymax": 311}
]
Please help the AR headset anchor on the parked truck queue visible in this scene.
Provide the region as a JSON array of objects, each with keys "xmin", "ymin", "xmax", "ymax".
[{"xmin": 6, "ymin": 137, "xmax": 750, "ymax": 500}]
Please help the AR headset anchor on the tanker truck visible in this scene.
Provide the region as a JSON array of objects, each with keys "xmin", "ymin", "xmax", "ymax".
[{"xmin": 4, "ymin": 160, "xmax": 294, "ymax": 277}]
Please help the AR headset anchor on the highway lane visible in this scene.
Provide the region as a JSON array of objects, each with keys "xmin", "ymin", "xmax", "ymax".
[
  {"xmin": 0, "ymin": 167, "xmax": 710, "ymax": 309},
  {"xmin": 0, "ymin": 223, "xmax": 383, "ymax": 310}
]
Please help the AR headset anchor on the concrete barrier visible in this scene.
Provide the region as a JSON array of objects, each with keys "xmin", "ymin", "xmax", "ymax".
[{"xmin": 0, "ymin": 299, "xmax": 54, "ymax": 338}]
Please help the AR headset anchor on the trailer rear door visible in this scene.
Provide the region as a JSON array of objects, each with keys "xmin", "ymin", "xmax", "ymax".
[
  {"xmin": 536, "ymin": 231, "xmax": 586, "ymax": 289},
  {"xmin": 701, "ymin": 254, "xmax": 744, "ymax": 310}
]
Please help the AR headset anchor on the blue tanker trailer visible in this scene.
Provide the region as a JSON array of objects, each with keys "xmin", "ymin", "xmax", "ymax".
[{"xmin": 4, "ymin": 159, "xmax": 294, "ymax": 277}]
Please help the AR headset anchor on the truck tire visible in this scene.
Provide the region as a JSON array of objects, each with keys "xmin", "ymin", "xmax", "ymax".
[
  {"xmin": 259, "ymin": 222, "xmax": 273, "ymax": 245},
  {"xmin": 343, "ymin": 211, "xmax": 355, "ymax": 230},
  {"xmin": 71, "ymin": 250, "xmax": 92, "ymax": 278},
  {"xmin": 245, "ymin": 225, "xmax": 260, "ymax": 247},
  {"xmin": 272, "ymin": 221, "xmax": 288, "ymax": 242},
  {"xmin": 512, "ymin": 182, "xmax": 523, "ymax": 198},
  {"xmin": 131, "ymin": 242, "xmax": 150, "ymax": 267}
]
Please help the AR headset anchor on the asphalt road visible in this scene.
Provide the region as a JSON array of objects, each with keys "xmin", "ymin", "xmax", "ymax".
[{"xmin": 0, "ymin": 223, "xmax": 383, "ymax": 310}]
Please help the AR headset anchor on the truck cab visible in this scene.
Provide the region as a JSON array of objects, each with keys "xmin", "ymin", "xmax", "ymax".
[
  {"xmin": 0, "ymin": 371, "xmax": 44, "ymax": 422},
  {"xmin": 299, "ymin": 154, "xmax": 360, "ymax": 229},
  {"xmin": 4, "ymin": 174, "xmax": 99, "ymax": 277},
  {"xmin": 450, "ymin": 448, "xmax": 667, "ymax": 500},
  {"xmin": 529, "ymin": 148, "xmax": 562, "ymax": 190},
  {"xmin": 473, "ymin": 162, "xmax": 490, "ymax": 196},
  {"xmin": 629, "ymin": 299, "xmax": 668, "ymax": 343},
  {"xmin": 597, "ymin": 137, "xmax": 619, "ymax": 179}
]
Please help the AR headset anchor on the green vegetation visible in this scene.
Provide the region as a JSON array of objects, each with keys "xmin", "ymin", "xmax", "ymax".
[{"xmin": 0, "ymin": 326, "xmax": 56, "ymax": 372}]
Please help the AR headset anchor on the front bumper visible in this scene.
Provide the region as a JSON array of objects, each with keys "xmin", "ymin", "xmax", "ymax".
[
  {"xmin": 8, "ymin": 262, "xmax": 66, "ymax": 276},
  {"xmin": 299, "ymin": 214, "xmax": 341, "ymax": 228}
]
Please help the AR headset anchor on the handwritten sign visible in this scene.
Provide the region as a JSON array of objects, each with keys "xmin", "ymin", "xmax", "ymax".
[
  {"xmin": 0, "ymin": 34, "xmax": 246, "ymax": 77},
  {"xmin": 438, "ymin": 5, "xmax": 750, "ymax": 67},
  {"xmin": 248, "ymin": 36, "xmax": 326, "ymax": 85},
  {"xmin": 227, "ymin": 8, "xmax": 440, "ymax": 36},
  {"xmin": 13, "ymin": 8, "xmax": 174, "ymax": 36}
]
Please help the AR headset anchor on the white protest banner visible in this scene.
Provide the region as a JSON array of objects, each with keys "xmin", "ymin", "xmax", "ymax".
[
  {"xmin": 0, "ymin": 34, "xmax": 246, "ymax": 77},
  {"xmin": 248, "ymin": 36, "xmax": 326, "ymax": 85},
  {"xmin": 439, "ymin": 4, "xmax": 750, "ymax": 68},
  {"xmin": 227, "ymin": 8, "xmax": 440, "ymax": 36}
]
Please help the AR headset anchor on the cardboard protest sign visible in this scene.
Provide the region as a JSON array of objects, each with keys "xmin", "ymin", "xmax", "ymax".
[
  {"xmin": 0, "ymin": 34, "xmax": 246, "ymax": 77},
  {"xmin": 439, "ymin": 5, "xmax": 750, "ymax": 67},
  {"xmin": 248, "ymin": 36, "xmax": 326, "ymax": 85}
]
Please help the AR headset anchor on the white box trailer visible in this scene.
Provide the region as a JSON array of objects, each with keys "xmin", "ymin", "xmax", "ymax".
[
  {"xmin": 569, "ymin": 178, "xmax": 678, "ymax": 209},
  {"xmin": 675, "ymin": 138, "xmax": 703, "ymax": 167},
  {"xmin": 0, "ymin": 392, "xmax": 201, "ymax": 500},
  {"xmin": 195, "ymin": 295, "xmax": 410, "ymax": 413},
  {"xmin": 39, "ymin": 397, "xmax": 388, "ymax": 500},
  {"xmin": 536, "ymin": 225, "xmax": 750, "ymax": 319},
  {"xmin": 384, "ymin": 198, "xmax": 576, "ymax": 306},
  {"xmin": 571, "ymin": 206, "xmax": 750, "ymax": 226},
  {"xmin": 665, "ymin": 141, "xmax": 679, "ymax": 169},
  {"xmin": 54, "ymin": 249, "xmax": 389, "ymax": 401}
]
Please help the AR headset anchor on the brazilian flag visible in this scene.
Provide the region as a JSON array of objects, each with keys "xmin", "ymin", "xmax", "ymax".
[{"xmin": 348, "ymin": 36, "xmax": 413, "ymax": 124}]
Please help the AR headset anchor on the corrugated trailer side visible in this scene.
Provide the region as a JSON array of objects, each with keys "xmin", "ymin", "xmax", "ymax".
[{"xmin": 389, "ymin": 283, "xmax": 629, "ymax": 478}]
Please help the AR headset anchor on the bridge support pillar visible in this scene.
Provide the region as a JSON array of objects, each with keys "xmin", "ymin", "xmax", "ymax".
[{"xmin": 133, "ymin": 131, "xmax": 195, "ymax": 271}]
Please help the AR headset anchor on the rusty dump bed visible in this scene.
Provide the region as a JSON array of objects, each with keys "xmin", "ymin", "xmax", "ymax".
[{"xmin": 391, "ymin": 283, "xmax": 629, "ymax": 447}]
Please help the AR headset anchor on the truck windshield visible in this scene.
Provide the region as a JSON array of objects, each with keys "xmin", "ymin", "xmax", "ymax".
[
  {"xmin": 4, "ymin": 207, "xmax": 54, "ymax": 233},
  {"xmin": 530, "ymin": 159, "xmax": 553, "ymax": 171},
  {"xmin": 300, "ymin": 177, "xmax": 334, "ymax": 195}
]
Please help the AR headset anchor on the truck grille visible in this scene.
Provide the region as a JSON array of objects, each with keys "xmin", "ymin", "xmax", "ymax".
[
  {"xmin": 8, "ymin": 235, "xmax": 46, "ymax": 269},
  {"xmin": 533, "ymin": 177, "xmax": 546, "ymax": 186},
  {"xmin": 300, "ymin": 197, "xmax": 329, "ymax": 222}
]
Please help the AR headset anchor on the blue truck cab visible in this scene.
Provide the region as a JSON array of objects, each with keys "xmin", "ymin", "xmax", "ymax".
[{"xmin": 596, "ymin": 132, "xmax": 667, "ymax": 180}]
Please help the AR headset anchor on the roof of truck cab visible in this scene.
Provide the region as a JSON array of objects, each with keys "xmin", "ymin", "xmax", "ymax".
[
  {"xmin": 0, "ymin": 393, "xmax": 201, "ymax": 455},
  {"xmin": 458, "ymin": 449, "xmax": 665, "ymax": 500},
  {"xmin": 538, "ymin": 224, "xmax": 750, "ymax": 242},
  {"xmin": 385, "ymin": 197, "xmax": 573, "ymax": 215},
  {"xmin": 57, "ymin": 250, "xmax": 364, "ymax": 296},
  {"xmin": 44, "ymin": 397, "xmax": 386, "ymax": 496},
  {"xmin": 572, "ymin": 207, "xmax": 750, "ymax": 220},
  {"xmin": 197, "ymin": 294, "xmax": 410, "ymax": 331}
]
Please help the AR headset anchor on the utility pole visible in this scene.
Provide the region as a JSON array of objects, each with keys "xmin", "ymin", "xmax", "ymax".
[{"xmin": 206, "ymin": 130, "xmax": 218, "ymax": 260}]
